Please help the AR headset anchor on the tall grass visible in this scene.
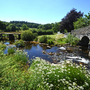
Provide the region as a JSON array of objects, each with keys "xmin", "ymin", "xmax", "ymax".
[
  {"xmin": 8, "ymin": 47, "xmax": 15, "ymax": 54},
  {"xmin": 66, "ymin": 34, "xmax": 80, "ymax": 46}
]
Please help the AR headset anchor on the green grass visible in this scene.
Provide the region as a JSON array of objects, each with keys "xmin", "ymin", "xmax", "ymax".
[
  {"xmin": 38, "ymin": 34, "xmax": 64, "ymax": 39},
  {"xmin": 38, "ymin": 34, "xmax": 65, "ymax": 45}
]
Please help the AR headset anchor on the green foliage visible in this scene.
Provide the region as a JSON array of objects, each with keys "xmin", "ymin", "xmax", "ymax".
[
  {"xmin": 0, "ymin": 45, "xmax": 90, "ymax": 90},
  {"xmin": 21, "ymin": 30, "xmax": 34, "ymax": 41},
  {"xmin": 57, "ymin": 38, "xmax": 66, "ymax": 45},
  {"xmin": 34, "ymin": 37, "xmax": 38, "ymax": 41},
  {"xmin": 52, "ymin": 22, "xmax": 60, "ymax": 32},
  {"xmin": 13, "ymin": 50, "xmax": 28, "ymax": 64},
  {"xmin": 22, "ymin": 24, "xmax": 29, "ymax": 30},
  {"xmin": 0, "ymin": 20, "xmax": 6, "ymax": 30},
  {"xmin": 14, "ymin": 40, "xmax": 25, "ymax": 47},
  {"xmin": 37, "ymin": 29, "xmax": 53, "ymax": 35},
  {"xmin": 39, "ymin": 35, "xmax": 47, "ymax": 43},
  {"xmin": 73, "ymin": 17, "xmax": 89, "ymax": 29},
  {"xmin": 33, "ymin": 33, "xmax": 38, "ymax": 39},
  {"xmin": 10, "ymin": 21, "xmax": 40, "ymax": 28},
  {"xmin": 47, "ymin": 39, "xmax": 54, "ymax": 45},
  {"xmin": 26, "ymin": 57, "xmax": 90, "ymax": 90},
  {"xmin": 38, "ymin": 24, "xmax": 52, "ymax": 30},
  {"xmin": 59, "ymin": 8, "xmax": 83, "ymax": 32},
  {"xmin": 74, "ymin": 11, "xmax": 90, "ymax": 29},
  {"xmin": 66, "ymin": 34, "xmax": 80, "ymax": 46},
  {"xmin": 8, "ymin": 47, "xmax": 15, "ymax": 54},
  {"xmin": 85, "ymin": 11, "xmax": 90, "ymax": 19},
  {"xmin": 0, "ymin": 42, "xmax": 6, "ymax": 50},
  {"xmin": 64, "ymin": 29, "xmax": 68, "ymax": 33}
]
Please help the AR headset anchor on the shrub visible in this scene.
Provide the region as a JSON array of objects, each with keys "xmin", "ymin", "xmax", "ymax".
[
  {"xmin": 14, "ymin": 40, "xmax": 25, "ymax": 47},
  {"xmin": 47, "ymin": 39, "xmax": 54, "ymax": 45},
  {"xmin": 8, "ymin": 47, "xmax": 15, "ymax": 54},
  {"xmin": 14, "ymin": 50, "xmax": 28, "ymax": 65},
  {"xmin": 46, "ymin": 30, "xmax": 53, "ymax": 34},
  {"xmin": 39, "ymin": 35, "xmax": 47, "ymax": 43},
  {"xmin": 66, "ymin": 34, "xmax": 80, "ymax": 46},
  {"xmin": 33, "ymin": 33, "xmax": 38, "ymax": 39},
  {"xmin": 34, "ymin": 37, "xmax": 38, "ymax": 41},
  {"xmin": 0, "ymin": 42, "xmax": 6, "ymax": 50},
  {"xmin": 57, "ymin": 38, "xmax": 66, "ymax": 45},
  {"xmin": 21, "ymin": 30, "xmax": 34, "ymax": 41}
]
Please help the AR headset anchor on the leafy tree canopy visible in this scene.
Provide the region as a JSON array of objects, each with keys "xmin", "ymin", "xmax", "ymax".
[
  {"xmin": 59, "ymin": 8, "xmax": 83, "ymax": 32},
  {"xmin": 22, "ymin": 24, "xmax": 29, "ymax": 30},
  {"xmin": 73, "ymin": 11, "xmax": 90, "ymax": 29},
  {"xmin": 0, "ymin": 20, "xmax": 6, "ymax": 30}
]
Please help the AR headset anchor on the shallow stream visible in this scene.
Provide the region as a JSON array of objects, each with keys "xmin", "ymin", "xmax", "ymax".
[{"xmin": 3, "ymin": 41, "xmax": 90, "ymax": 66}]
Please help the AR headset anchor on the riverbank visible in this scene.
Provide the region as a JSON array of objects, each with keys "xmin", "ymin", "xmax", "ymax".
[{"xmin": 1, "ymin": 42, "xmax": 90, "ymax": 89}]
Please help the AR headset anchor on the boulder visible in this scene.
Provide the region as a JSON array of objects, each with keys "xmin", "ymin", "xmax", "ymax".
[
  {"xmin": 47, "ymin": 46, "xmax": 51, "ymax": 49},
  {"xmin": 59, "ymin": 47, "xmax": 66, "ymax": 51},
  {"xmin": 66, "ymin": 47, "xmax": 73, "ymax": 53}
]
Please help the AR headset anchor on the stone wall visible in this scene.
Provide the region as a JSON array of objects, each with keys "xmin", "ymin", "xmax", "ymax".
[
  {"xmin": 71, "ymin": 25, "xmax": 90, "ymax": 40},
  {"xmin": 71, "ymin": 25, "xmax": 90, "ymax": 35}
]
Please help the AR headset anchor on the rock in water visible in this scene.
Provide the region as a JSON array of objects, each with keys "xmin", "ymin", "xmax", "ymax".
[{"xmin": 59, "ymin": 47, "xmax": 66, "ymax": 51}]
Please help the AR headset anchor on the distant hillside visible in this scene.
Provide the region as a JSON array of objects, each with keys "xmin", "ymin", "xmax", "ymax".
[{"xmin": 10, "ymin": 21, "xmax": 41, "ymax": 28}]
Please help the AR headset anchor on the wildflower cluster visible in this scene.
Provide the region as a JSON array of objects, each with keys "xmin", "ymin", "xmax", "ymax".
[{"xmin": 29, "ymin": 58, "xmax": 90, "ymax": 90}]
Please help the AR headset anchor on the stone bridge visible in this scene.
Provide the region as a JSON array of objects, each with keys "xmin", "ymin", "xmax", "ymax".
[
  {"xmin": 70, "ymin": 25, "xmax": 90, "ymax": 47},
  {"xmin": 0, "ymin": 32, "xmax": 21, "ymax": 40},
  {"xmin": 71, "ymin": 25, "xmax": 90, "ymax": 40}
]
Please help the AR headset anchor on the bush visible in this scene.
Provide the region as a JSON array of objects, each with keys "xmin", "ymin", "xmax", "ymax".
[
  {"xmin": 14, "ymin": 40, "xmax": 25, "ymax": 47},
  {"xmin": 66, "ymin": 34, "xmax": 80, "ymax": 46},
  {"xmin": 57, "ymin": 38, "xmax": 67, "ymax": 45},
  {"xmin": 39, "ymin": 35, "xmax": 47, "ymax": 43},
  {"xmin": 34, "ymin": 37, "xmax": 38, "ymax": 41},
  {"xmin": 46, "ymin": 30, "xmax": 53, "ymax": 34},
  {"xmin": 0, "ymin": 42, "xmax": 6, "ymax": 50},
  {"xmin": 14, "ymin": 50, "xmax": 28, "ymax": 65},
  {"xmin": 47, "ymin": 39, "xmax": 54, "ymax": 45},
  {"xmin": 21, "ymin": 30, "xmax": 34, "ymax": 41},
  {"xmin": 33, "ymin": 33, "xmax": 38, "ymax": 39},
  {"xmin": 8, "ymin": 47, "xmax": 15, "ymax": 54}
]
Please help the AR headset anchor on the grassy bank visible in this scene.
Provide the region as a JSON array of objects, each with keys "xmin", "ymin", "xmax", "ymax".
[
  {"xmin": 38, "ymin": 33, "xmax": 80, "ymax": 46},
  {"xmin": 0, "ymin": 43, "xmax": 90, "ymax": 90}
]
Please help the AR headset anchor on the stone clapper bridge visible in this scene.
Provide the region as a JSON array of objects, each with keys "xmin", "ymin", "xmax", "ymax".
[
  {"xmin": 0, "ymin": 32, "xmax": 21, "ymax": 40},
  {"xmin": 64, "ymin": 25, "xmax": 90, "ymax": 48}
]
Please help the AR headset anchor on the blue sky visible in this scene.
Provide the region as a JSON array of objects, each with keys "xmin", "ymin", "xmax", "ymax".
[{"xmin": 0, "ymin": 0, "xmax": 90, "ymax": 24}]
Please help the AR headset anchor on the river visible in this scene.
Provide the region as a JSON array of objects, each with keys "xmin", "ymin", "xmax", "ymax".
[{"xmin": 3, "ymin": 41, "xmax": 90, "ymax": 67}]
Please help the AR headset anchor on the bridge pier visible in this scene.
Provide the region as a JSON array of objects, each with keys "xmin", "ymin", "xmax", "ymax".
[
  {"xmin": 18, "ymin": 34, "xmax": 21, "ymax": 39},
  {"xmin": 0, "ymin": 34, "xmax": 3, "ymax": 40},
  {"xmin": 9, "ymin": 34, "xmax": 15, "ymax": 40}
]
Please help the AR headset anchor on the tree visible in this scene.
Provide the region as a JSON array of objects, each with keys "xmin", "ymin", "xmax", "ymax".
[
  {"xmin": 21, "ymin": 30, "xmax": 34, "ymax": 41},
  {"xmin": 0, "ymin": 21, "xmax": 6, "ymax": 30},
  {"xmin": 22, "ymin": 24, "xmax": 29, "ymax": 30},
  {"xmin": 52, "ymin": 22, "xmax": 60, "ymax": 32},
  {"xmin": 5, "ymin": 24, "xmax": 17, "ymax": 32},
  {"xmin": 85, "ymin": 11, "xmax": 90, "ymax": 19},
  {"xmin": 73, "ymin": 17, "xmax": 88, "ymax": 29},
  {"xmin": 59, "ymin": 8, "xmax": 83, "ymax": 32},
  {"xmin": 73, "ymin": 11, "xmax": 90, "ymax": 29}
]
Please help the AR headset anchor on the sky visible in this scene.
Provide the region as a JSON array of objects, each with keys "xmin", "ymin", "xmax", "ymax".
[{"xmin": 0, "ymin": 0, "xmax": 90, "ymax": 24}]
